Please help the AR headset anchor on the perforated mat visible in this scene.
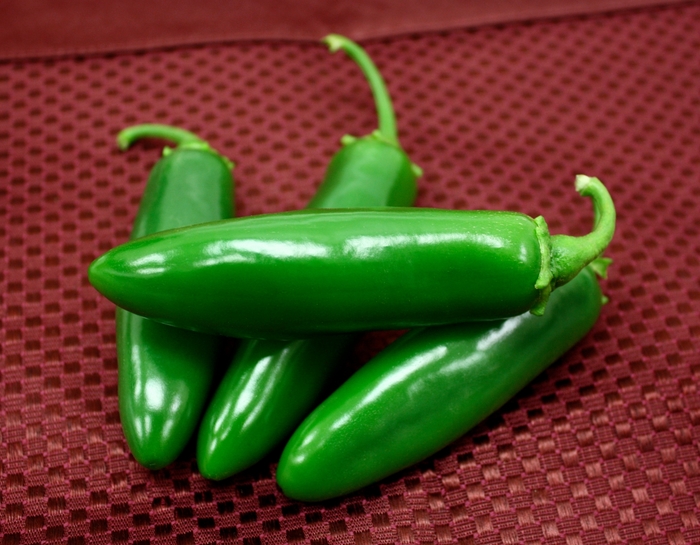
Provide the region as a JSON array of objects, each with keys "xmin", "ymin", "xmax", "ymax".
[{"xmin": 1, "ymin": 3, "xmax": 700, "ymax": 544}]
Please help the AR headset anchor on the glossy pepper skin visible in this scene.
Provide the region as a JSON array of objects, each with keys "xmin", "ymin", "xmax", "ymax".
[
  {"xmin": 277, "ymin": 263, "xmax": 608, "ymax": 501},
  {"xmin": 89, "ymin": 176, "xmax": 615, "ymax": 340},
  {"xmin": 196, "ymin": 35, "xmax": 419, "ymax": 480},
  {"xmin": 115, "ymin": 124, "xmax": 234, "ymax": 469}
]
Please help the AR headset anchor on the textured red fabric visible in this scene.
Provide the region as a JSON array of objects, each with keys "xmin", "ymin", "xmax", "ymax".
[
  {"xmin": 0, "ymin": 0, "xmax": 693, "ymax": 60},
  {"xmin": 2, "ymin": 3, "xmax": 700, "ymax": 544}
]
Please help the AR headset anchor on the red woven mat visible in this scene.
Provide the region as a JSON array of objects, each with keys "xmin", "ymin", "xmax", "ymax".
[{"xmin": 2, "ymin": 4, "xmax": 700, "ymax": 544}]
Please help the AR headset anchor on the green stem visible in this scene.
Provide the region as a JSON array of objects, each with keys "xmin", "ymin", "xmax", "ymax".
[
  {"xmin": 117, "ymin": 124, "xmax": 234, "ymax": 169},
  {"xmin": 323, "ymin": 35, "xmax": 398, "ymax": 145},
  {"xmin": 117, "ymin": 124, "xmax": 207, "ymax": 151},
  {"xmin": 550, "ymin": 175, "xmax": 616, "ymax": 288}
]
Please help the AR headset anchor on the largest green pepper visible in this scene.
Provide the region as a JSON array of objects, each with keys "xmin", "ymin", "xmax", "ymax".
[
  {"xmin": 114, "ymin": 124, "xmax": 234, "ymax": 469},
  {"xmin": 88, "ymin": 176, "xmax": 615, "ymax": 339},
  {"xmin": 196, "ymin": 35, "xmax": 420, "ymax": 480}
]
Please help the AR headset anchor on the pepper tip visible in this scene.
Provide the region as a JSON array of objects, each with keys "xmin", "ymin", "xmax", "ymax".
[
  {"xmin": 575, "ymin": 174, "xmax": 597, "ymax": 195},
  {"xmin": 116, "ymin": 132, "xmax": 131, "ymax": 151},
  {"xmin": 87, "ymin": 254, "xmax": 110, "ymax": 292},
  {"xmin": 322, "ymin": 34, "xmax": 346, "ymax": 53}
]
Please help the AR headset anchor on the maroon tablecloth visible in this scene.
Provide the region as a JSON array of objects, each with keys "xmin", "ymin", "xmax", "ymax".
[{"xmin": 2, "ymin": 2, "xmax": 700, "ymax": 544}]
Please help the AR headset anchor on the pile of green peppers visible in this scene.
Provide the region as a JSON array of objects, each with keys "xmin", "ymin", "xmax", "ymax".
[{"xmin": 89, "ymin": 35, "xmax": 616, "ymax": 501}]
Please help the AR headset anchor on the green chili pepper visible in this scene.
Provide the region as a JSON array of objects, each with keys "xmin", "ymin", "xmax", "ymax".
[
  {"xmin": 306, "ymin": 35, "xmax": 421, "ymax": 208},
  {"xmin": 114, "ymin": 124, "xmax": 234, "ymax": 469},
  {"xmin": 196, "ymin": 35, "xmax": 419, "ymax": 480},
  {"xmin": 276, "ymin": 261, "xmax": 609, "ymax": 501},
  {"xmin": 89, "ymin": 175, "xmax": 614, "ymax": 339}
]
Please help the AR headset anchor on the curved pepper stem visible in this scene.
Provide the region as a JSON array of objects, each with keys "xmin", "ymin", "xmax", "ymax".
[
  {"xmin": 323, "ymin": 35, "xmax": 398, "ymax": 146},
  {"xmin": 117, "ymin": 124, "xmax": 206, "ymax": 149},
  {"xmin": 117, "ymin": 124, "xmax": 234, "ymax": 169},
  {"xmin": 551, "ymin": 175, "xmax": 616, "ymax": 285},
  {"xmin": 531, "ymin": 175, "xmax": 615, "ymax": 315}
]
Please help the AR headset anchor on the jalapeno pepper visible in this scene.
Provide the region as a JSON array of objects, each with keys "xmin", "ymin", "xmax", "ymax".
[
  {"xmin": 196, "ymin": 35, "xmax": 419, "ymax": 480},
  {"xmin": 114, "ymin": 124, "xmax": 234, "ymax": 469},
  {"xmin": 276, "ymin": 261, "xmax": 609, "ymax": 501},
  {"xmin": 89, "ymin": 175, "xmax": 614, "ymax": 339},
  {"xmin": 306, "ymin": 35, "xmax": 421, "ymax": 209}
]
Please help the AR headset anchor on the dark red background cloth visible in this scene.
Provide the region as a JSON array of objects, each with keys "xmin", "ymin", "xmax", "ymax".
[
  {"xmin": 0, "ymin": 0, "xmax": 692, "ymax": 60},
  {"xmin": 2, "ymin": 2, "xmax": 700, "ymax": 544}
]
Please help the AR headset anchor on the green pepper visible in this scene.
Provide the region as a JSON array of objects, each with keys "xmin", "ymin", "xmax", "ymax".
[
  {"xmin": 114, "ymin": 124, "xmax": 234, "ymax": 469},
  {"xmin": 89, "ymin": 175, "xmax": 614, "ymax": 339},
  {"xmin": 196, "ymin": 35, "xmax": 419, "ymax": 480},
  {"xmin": 276, "ymin": 261, "xmax": 609, "ymax": 501},
  {"xmin": 306, "ymin": 35, "xmax": 421, "ymax": 209}
]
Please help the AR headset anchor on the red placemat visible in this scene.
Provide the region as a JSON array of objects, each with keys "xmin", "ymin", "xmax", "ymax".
[{"xmin": 2, "ymin": 3, "xmax": 700, "ymax": 544}]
